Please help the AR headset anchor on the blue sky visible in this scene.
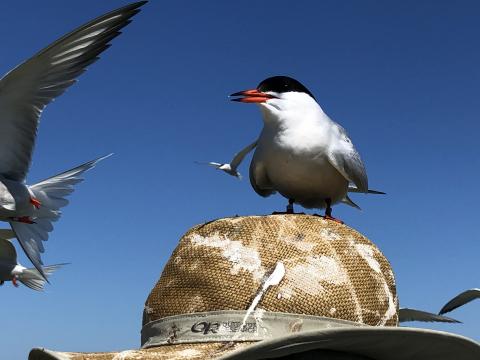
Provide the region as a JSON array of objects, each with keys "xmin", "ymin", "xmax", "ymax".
[{"xmin": 0, "ymin": 1, "xmax": 479, "ymax": 358}]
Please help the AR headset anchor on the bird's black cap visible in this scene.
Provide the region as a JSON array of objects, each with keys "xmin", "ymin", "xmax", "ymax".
[{"xmin": 257, "ymin": 76, "xmax": 316, "ymax": 100}]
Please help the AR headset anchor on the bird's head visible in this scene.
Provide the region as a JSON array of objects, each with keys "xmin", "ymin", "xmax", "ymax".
[{"xmin": 230, "ymin": 76, "xmax": 318, "ymax": 117}]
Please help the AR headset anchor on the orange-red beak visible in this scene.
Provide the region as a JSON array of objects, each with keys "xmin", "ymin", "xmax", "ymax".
[{"xmin": 230, "ymin": 89, "xmax": 277, "ymax": 103}]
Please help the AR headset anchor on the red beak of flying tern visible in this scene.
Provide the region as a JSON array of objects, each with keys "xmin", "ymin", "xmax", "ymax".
[{"xmin": 230, "ymin": 89, "xmax": 277, "ymax": 103}]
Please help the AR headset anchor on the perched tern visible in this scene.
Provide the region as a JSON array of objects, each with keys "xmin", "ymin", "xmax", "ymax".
[
  {"xmin": 196, "ymin": 140, "xmax": 258, "ymax": 179},
  {"xmin": 0, "ymin": 229, "xmax": 65, "ymax": 291},
  {"xmin": 439, "ymin": 289, "xmax": 480, "ymax": 315},
  {"xmin": 0, "ymin": 1, "xmax": 146, "ymax": 280},
  {"xmin": 230, "ymin": 76, "xmax": 379, "ymax": 220}
]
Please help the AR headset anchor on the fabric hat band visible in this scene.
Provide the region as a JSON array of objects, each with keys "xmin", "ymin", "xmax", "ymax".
[{"xmin": 141, "ymin": 310, "xmax": 366, "ymax": 348}]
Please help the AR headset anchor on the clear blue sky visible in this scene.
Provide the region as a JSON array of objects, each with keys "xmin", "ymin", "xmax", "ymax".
[{"xmin": 1, "ymin": 1, "xmax": 479, "ymax": 358}]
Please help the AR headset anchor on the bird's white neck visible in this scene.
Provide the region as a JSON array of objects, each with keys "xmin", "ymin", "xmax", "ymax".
[{"xmin": 258, "ymin": 92, "xmax": 329, "ymax": 131}]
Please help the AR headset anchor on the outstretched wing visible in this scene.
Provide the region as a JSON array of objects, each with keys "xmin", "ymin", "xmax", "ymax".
[
  {"xmin": 327, "ymin": 125, "xmax": 368, "ymax": 193},
  {"xmin": 439, "ymin": 289, "xmax": 480, "ymax": 315},
  {"xmin": 399, "ymin": 308, "xmax": 460, "ymax": 323},
  {"xmin": 230, "ymin": 140, "xmax": 258, "ymax": 170},
  {"xmin": 0, "ymin": 1, "xmax": 146, "ymax": 181}
]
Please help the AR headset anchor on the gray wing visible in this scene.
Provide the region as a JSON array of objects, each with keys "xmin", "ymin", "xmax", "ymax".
[
  {"xmin": 327, "ymin": 125, "xmax": 368, "ymax": 193},
  {"xmin": 398, "ymin": 308, "xmax": 460, "ymax": 323},
  {"xmin": 0, "ymin": 238, "xmax": 17, "ymax": 265},
  {"xmin": 439, "ymin": 289, "xmax": 480, "ymax": 315},
  {"xmin": 249, "ymin": 159, "xmax": 276, "ymax": 198},
  {"xmin": 0, "ymin": 1, "xmax": 146, "ymax": 181},
  {"xmin": 230, "ymin": 140, "xmax": 258, "ymax": 170}
]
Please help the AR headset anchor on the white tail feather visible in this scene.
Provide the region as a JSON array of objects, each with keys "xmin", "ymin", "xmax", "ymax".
[{"xmin": 18, "ymin": 264, "xmax": 67, "ymax": 291}]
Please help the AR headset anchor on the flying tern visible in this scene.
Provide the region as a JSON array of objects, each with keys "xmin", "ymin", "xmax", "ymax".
[
  {"xmin": 0, "ymin": 229, "xmax": 65, "ymax": 291},
  {"xmin": 0, "ymin": 1, "xmax": 146, "ymax": 280},
  {"xmin": 196, "ymin": 140, "xmax": 258, "ymax": 179},
  {"xmin": 230, "ymin": 76, "xmax": 380, "ymax": 220}
]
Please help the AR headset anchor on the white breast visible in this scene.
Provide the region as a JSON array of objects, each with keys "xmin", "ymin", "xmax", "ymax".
[{"xmin": 252, "ymin": 94, "xmax": 349, "ymax": 209}]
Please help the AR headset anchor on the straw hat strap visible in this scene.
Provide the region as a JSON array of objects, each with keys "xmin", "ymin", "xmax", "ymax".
[{"xmin": 141, "ymin": 310, "xmax": 366, "ymax": 348}]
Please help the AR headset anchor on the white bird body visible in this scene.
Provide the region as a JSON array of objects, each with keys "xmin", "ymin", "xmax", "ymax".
[
  {"xmin": 218, "ymin": 163, "xmax": 235, "ymax": 175},
  {"xmin": 0, "ymin": 263, "xmax": 27, "ymax": 283},
  {"xmin": 252, "ymin": 94, "xmax": 350, "ymax": 208},
  {"xmin": 232, "ymin": 80, "xmax": 369, "ymax": 213}
]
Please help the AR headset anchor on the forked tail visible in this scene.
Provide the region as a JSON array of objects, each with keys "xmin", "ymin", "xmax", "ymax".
[{"xmin": 18, "ymin": 264, "xmax": 67, "ymax": 291}]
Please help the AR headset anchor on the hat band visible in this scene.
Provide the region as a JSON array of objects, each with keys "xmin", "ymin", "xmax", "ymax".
[{"xmin": 141, "ymin": 310, "xmax": 365, "ymax": 348}]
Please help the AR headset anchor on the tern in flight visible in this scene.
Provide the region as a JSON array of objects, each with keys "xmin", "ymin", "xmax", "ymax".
[{"xmin": 0, "ymin": 1, "xmax": 147, "ymax": 280}]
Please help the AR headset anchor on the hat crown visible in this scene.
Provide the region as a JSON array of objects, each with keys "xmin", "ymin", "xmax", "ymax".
[{"xmin": 144, "ymin": 215, "xmax": 398, "ymax": 327}]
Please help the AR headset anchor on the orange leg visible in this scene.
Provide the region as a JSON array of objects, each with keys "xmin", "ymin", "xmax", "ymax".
[
  {"xmin": 30, "ymin": 197, "xmax": 41, "ymax": 209},
  {"xmin": 12, "ymin": 277, "xmax": 18, "ymax": 287}
]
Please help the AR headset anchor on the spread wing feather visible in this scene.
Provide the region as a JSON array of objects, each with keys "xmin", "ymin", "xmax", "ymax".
[
  {"xmin": 0, "ymin": 1, "xmax": 146, "ymax": 181},
  {"xmin": 231, "ymin": 140, "xmax": 258, "ymax": 170}
]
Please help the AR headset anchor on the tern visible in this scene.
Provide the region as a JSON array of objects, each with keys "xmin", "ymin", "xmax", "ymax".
[
  {"xmin": 196, "ymin": 140, "xmax": 258, "ymax": 179},
  {"xmin": 230, "ymin": 76, "xmax": 380, "ymax": 220},
  {"xmin": 0, "ymin": 229, "xmax": 65, "ymax": 291},
  {"xmin": 439, "ymin": 289, "xmax": 480, "ymax": 315},
  {"xmin": 0, "ymin": 1, "xmax": 146, "ymax": 280}
]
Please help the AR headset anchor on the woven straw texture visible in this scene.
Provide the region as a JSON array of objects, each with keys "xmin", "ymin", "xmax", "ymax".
[
  {"xmin": 29, "ymin": 215, "xmax": 399, "ymax": 360},
  {"xmin": 144, "ymin": 215, "xmax": 398, "ymax": 327}
]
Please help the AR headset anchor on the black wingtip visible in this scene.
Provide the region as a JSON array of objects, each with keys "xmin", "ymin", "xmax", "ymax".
[
  {"xmin": 367, "ymin": 189, "xmax": 386, "ymax": 195},
  {"xmin": 438, "ymin": 308, "xmax": 449, "ymax": 316},
  {"xmin": 123, "ymin": 1, "xmax": 148, "ymax": 10}
]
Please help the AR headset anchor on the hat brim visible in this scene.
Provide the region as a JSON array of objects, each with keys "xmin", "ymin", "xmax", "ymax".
[
  {"xmin": 29, "ymin": 326, "xmax": 480, "ymax": 360},
  {"xmin": 221, "ymin": 326, "xmax": 480, "ymax": 360},
  {"xmin": 29, "ymin": 342, "xmax": 256, "ymax": 360}
]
